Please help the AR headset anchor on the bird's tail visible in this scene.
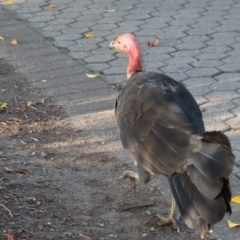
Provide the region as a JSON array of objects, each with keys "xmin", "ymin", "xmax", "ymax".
[{"xmin": 168, "ymin": 131, "xmax": 235, "ymax": 228}]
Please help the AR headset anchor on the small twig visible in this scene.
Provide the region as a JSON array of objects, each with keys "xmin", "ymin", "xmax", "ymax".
[
  {"xmin": 121, "ymin": 203, "xmax": 155, "ymax": 212},
  {"xmin": 21, "ymin": 227, "xmax": 38, "ymax": 237},
  {"xmin": 0, "ymin": 203, "xmax": 13, "ymax": 217},
  {"xmin": 79, "ymin": 233, "xmax": 94, "ymax": 240}
]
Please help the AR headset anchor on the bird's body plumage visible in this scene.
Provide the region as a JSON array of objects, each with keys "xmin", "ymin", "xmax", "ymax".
[{"xmin": 110, "ymin": 33, "xmax": 235, "ymax": 237}]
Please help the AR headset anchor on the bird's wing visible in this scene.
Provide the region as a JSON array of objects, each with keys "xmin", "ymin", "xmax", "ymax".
[{"xmin": 115, "ymin": 72, "xmax": 204, "ymax": 175}]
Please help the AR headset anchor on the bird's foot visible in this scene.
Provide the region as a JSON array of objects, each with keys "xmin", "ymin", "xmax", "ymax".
[
  {"xmin": 118, "ymin": 171, "xmax": 139, "ymax": 192},
  {"xmin": 156, "ymin": 214, "xmax": 179, "ymax": 232}
]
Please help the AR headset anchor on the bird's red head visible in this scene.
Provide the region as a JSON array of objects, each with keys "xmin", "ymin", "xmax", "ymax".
[{"xmin": 110, "ymin": 33, "xmax": 143, "ymax": 79}]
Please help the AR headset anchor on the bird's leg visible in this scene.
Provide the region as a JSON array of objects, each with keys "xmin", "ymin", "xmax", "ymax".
[
  {"xmin": 118, "ymin": 170, "xmax": 139, "ymax": 191},
  {"xmin": 156, "ymin": 197, "xmax": 179, "ymax": 232},
  {"xmin": 207, "ymin": 223, "xmax": 214, "ymax": 233},
  {"xmin": 199, "ymin": 218, "xmax": 206, "ymax": 239},
  {"xmin": 118, "ymin": 163, "xmax": 151, "ymax": 192}
]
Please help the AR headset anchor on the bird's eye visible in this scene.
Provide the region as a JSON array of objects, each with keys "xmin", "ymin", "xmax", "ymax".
[{"xmin": 118, "ymin": 41, "xmax": 121, "ymax": 44}]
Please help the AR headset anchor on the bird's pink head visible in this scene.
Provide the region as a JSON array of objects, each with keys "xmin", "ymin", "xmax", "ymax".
[{"xmin": 110, "ymin": 33, "xmax": 143, "ymax": 79}]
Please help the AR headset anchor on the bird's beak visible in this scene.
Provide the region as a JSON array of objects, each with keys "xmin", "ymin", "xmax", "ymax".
[{"xmin": 109, "ymin": 41, "xmax": 115, "ymax": 50}]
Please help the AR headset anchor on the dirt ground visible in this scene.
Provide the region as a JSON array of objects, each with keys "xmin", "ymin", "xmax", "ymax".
[{"xmin": 0, "ymin": 58, "xmax": 239, "ymax": 240}]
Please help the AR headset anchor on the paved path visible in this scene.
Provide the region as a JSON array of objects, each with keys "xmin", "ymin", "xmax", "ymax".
[
  {"xmin": 2, "ymin": 0, "xmax": 240, "ymax": 166},
  {"xmin": 1, "ymin": 0, "xmax": 240, "ymax": 239}
]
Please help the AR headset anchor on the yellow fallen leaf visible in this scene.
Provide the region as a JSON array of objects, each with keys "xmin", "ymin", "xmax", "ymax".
[
  {"xmin": 227, "ymin": 220, "xmax": 240, "ymax": 228},
  {"xmin": 0, "ymin": 36, "xmax": 4, "ymax": 41},
  {"xmin": 1, "ymin": 103, "xmax": 8, "ymax": 110},
  {"xmin": 115, "ymin": 49, "xmax": 121, "ymax": 53},
  {"xmin": 7, "ymin": 233, "xmax": 14, "ymax": 240},
  {"xmin": 11, "ymin": 38, "xmax": 18, "ymax": 45},
  {"xmin": 84, "ymin": 33, "xmax": 94, "ymax": 38},
  {"xmin": 106, "ymin": 9, "xmax": 115, "ymax": 12},
  {"xmin": 48, "ymin": 3, "xmax": 56, "ymax": 8},
  {"xmin": 86, "ymin": 73, "xmax": 99, "ymax": 78},
  {"xmin": 232, "ymin": 195, "xmax": 240, "ymax": 204},
  {"xmin": 6, "ymin": 0, "xmax": 14, "ymax": 5}
]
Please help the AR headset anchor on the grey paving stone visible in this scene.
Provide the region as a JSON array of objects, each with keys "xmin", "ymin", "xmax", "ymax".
[
  {"xmin": 85, "ymin": 54, "xmax": 116, "ymax": 63},
  {"xmin": 191, "ymin": 60, "xmax": 224, "ymax": 68},
  {"xmin": 87, "ymin": 63, "xmax": 111, "ymax": 71},
  {"xmin": 214, "ymin": 25, "xmax": 240, "ymax": 32},
  {"xmin": 204, "ymin": 121, "xmax": 230, "ymax": 132},
  {"xmin": 211, "ymin": 81, "xmax": 240, "ymax": 91},
  {"xmin": 210, "ymin": 32, "xmax": 240, "ymax": 39},
  {"xmin": 143, "ymin": 53, "xmax": 171, "ymax": 62},
  {"xmin": 214, "ymin": 73, "xmax": 240, "ymax": 82},
  {"xmin": 207, "ymin": 38, "xmax": 237, "ymax": 46},
  {"xmin": 223, "ymin": 56, "xmax": 240, "ymax": 64},
  {"xmin": 68, "ymin": 52, "xmax": 92, "ymax": 60},
  {"xmin": 201, "ymin": 100, "xmax": 236, "ymax": 114},
  {"xmin": 162, "ymin": 72, "xmax": 189, "ymax": 82},
  {"xmin": 171, "ymin": 51, "xmax": 202, "ymax": 58},
  {"xmin": 19, "ymin": 59, "xmax": 78, "ymax": 74},
  {"xmin": 27, "ymin": 66, "xmax": 86, "ymax": 81},
  {"xmin": 217, "ymin": 64, "xmax": 240, "ymax": 73},
  {"xmin": 140, "ymin": 22, "xmax": 168, "ymax": 30},
  {"xmin": 192, "ymin": 22, "xmax": 220, "ymax": 29},
  {"xmin": 43, "ymin": 31, "xmax": 62, "ymax": 38},
  {"xmin": 161, "ymin": 64, "xmax": 193, "ymax": 73},
  {"xmin": 183, "ymin": 77, "xmax": 216, "ymax": 87},
  {"xmin": 27, "ymin": 15, "xmax": 56, "ymax": 23},
  {"xmin": 145, "ymin": 47, "xmax": 176, "ymax": 55},
  {"xmin": 205, "ymin": 91, "xmax": 239, "ymax": 101},
  {"xmin": 157, "ymin": 38, "xmax": 182, "ymax": 47},
  {"xmin": 169, "ymin": 19, "xmax": 198, "ymax": 26},
  {"xmin": 186, "ymin": 68, "xmax": 220, "ymax": 77},
  {"xmin": 54, "ymin": 40, "xmax": 76, "ymax": 48},
  {"xmin": 188, "ymin": 86, "xmax": 212, "ymax": 96},
  {"xmin": 103, "ymin": 65, "xmax": 127, "ymax": 75},
  {"xmin": 203, "ymin": 110, "xmax": 234, "ymax": 121},
  {"xmin": 144, "ymin": 61, "xmax": 167, "ymax": 70},
  {"xmin": 54, "ymin": 34, "xmax": 82, "ymax": 41},
  {"xmin": 183, "ymin": 35, "xmax": 211, "ymax": 43},
  {"xmin": 226, "ymin": 117, "xmax": 240, "ymax": 130},
  {"xmin": 194, "ymin": 96, "xmax": 209, "ymax": 106},
  {"xmin": 201, "ymin": 46, "xmax": 232, "ymax": 53},
  {"xmin": 186, "ymin": 28, "xmax": 217, "ymax": 35},
  {"xmin": 230, "ymin": 106, "xmax": 240, "ymax": 116},
  {"xmin": 197, "ymin": 52, "xmax": 228, "ymax": 60},
  {"xmin": 176, "ymin": 42, "xmax": 207, "ymax": 50},
  {"xmin": 2, "ymin": 46, "xmax": 59, "ymax": 61}
]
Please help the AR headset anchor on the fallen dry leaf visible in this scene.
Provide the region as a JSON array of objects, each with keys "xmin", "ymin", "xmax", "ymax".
[
  {"xmin": 4, "ymin": 167, "xmax": 13, "ymax": 173},
  {"xmin": 86, "ymin": 73, "xmax": 99, "ymax": 78},
  {"xmin": 106, "ymin": 9, "xmax": 115, "ymax": 12},
  {"xmin": 6, "ymin": 0, "xmax": 14, "ymax": 5},
  {"xmin": 79, "ymin": 233, "xmax": 94, "ymax": 240},
  {"xmin": 1, "ymin": 103, "xmax": 8, "ymax": 110},
  {"xmin": 48, "ymin": 3, "xmax": 56, "ymax": 8},
  {"xmin": 27, "ymin": 101, "xmax": 32, "ymax": 108},
  {"xmin": 84, "ymin": 33, "xmax": 94, "ymax": 38},
  {"xmin": 231, "ymin": 195, "xmax": 240, "ymax": 204},
  {"xmin": 0, "ymin": 36, "xmax": 4, "ymax": 41},
  {"xmin": 30, "ymin": 137, "xmax": 39, "ymax": 142},
  {"xmin": 15, "ymin": 169, "xmax": 29, "ymax": 174},
  {"xmin": 11, "ymin": 38, "xmax": 18, "ymax": 45},
  {"xmin": 7, "ymin": 233, "xmax": 14, "ymax": 240},
  {"xmin": 227, "ymin": 220, "xmax": 240, "ymax": 228},
  {"xmin": 147, "ymin": 38, "xmax": 160, "ymax": 47}
]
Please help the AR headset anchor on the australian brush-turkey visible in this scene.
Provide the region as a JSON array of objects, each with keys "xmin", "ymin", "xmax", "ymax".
[{"xmin": 109, "ymin": 33, "xmax": 235, "ymax": 239}]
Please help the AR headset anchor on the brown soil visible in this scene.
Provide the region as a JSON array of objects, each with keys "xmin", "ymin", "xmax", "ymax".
[{"xmin": 0, "ymin": 58, "xmax": 238, "ymax": 240}]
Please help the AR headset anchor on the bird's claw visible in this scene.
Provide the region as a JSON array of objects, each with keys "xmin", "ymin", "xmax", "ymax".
[
  {"xmin": 156, "ymin": 213, "xmax": 179, "ymax": 232},
  {"xmin": 118, "ymin": 171, "xmax": 139, "ymax": 192}
]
